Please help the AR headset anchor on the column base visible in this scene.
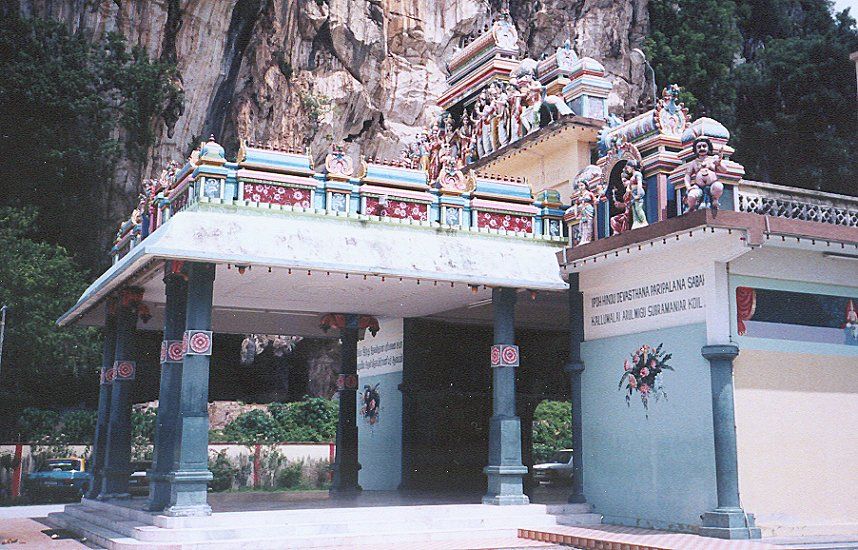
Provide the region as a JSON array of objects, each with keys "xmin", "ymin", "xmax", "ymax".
[
  {"xmin": 145, "ymin": 471, "xmax": 171, "ymax": 511},
  {"xmin": 483, "ymin": 464, "xmax": 529, "ymax": 505},
  {"xmin": 164, "ymin": 469, "xmax": 212, "ymax": 517},
  {"xmin": 95, "ymin": 492, "xmax": 130, "ymax": 501},
  {"xmin": 163, "ymin": 503, "xmax": 213, "ymax": 517},
  {"xmin": 700, "ymin": 508, "xmax": 762, "ymax": 539},
  {"xmin": 567, "ymin": 492, "xmax": 587, "ymax": 504}
]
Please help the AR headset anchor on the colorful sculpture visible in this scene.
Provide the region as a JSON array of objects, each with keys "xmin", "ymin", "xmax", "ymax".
[
  {"xmin": 684, "ymin": 137, "xmax": 725, "ymax": 212},
  {"xmin": 609, "ymin": 174, "xmax": 632, "ymax": 235},
  {"xmin": 575, "ymin": 181, "xmax": 596, "ymax": 245},
  {"xmin": 624, "ymin": 160, "xmax": 648, "ymax": 229}
]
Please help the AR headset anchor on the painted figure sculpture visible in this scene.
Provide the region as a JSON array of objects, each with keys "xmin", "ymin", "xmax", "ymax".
[
  {"xmin": 684, "ymin": 137, "xmax": 725, "ymax": 212},
  {"xmin": 624, "ymin": 160, "xmax": 648, "ymax": 229},
  {"xmin": 575, "ymin": 181, "xmax": 596, "ymax": 245},
  {"xmin": 610, "ymin": 173, "xmax": 632, "ymax": 235}
]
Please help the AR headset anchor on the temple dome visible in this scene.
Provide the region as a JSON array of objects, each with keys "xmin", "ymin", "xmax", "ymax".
[
  {"xmin": 578, "ymin": 56, "xmax": 605, "ymax": 74},
  {"xmin": 681, "ymin": 117, "xmax": 730, "ymax": 144}
]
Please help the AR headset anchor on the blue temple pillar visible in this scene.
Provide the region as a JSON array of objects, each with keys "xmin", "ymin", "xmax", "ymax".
[
  {"xmin": 331, "ymin": 314, "xmax": 361, "ymax": 495},
  {"xmin": 483, "ymin": 287, "xmax": 529, "ymax": 505},
  {"xmin": 99, "ymin": 288, "xmax": 142, "ymax": 499},
  {"xmin": 147, "ymin": 263, "xmax": 188, "ymax": 511},
  {"xmin": 565, "ymin": 273, "xmax": 587, "ymax": 504},
  {"xmin": 87, "ymin": 300, "xmax": 117, "ymax": 499},
  {"xmin": 164, "ymin": 262, "xmax": 215, "ymax": 516},
  {"xmin": 700, "ymin": 345, "xmax": 761, "ymax": 539}
]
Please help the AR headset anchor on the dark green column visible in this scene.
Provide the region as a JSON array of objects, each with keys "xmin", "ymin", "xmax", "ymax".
[
  {"xmin": 99, "ymin": 289, "xmax": 141, "ymax": 499},
  {"xmin": 86, "ymin": 301, "xmax": 117, "ymax": 499},
  {"xmin": 164, "ymin": 262, "xmax": 214, "ymax": 516},
  {"xmin": 565, "ymin": 273, "xmax": 587, "ymax": 504},
  {"xmin": 700, "ymin": 344, "xmax": 761, "ymax": 539},
  {"xmin": 331, "ymin": 314, "xmax": 361, "ymax": 494},
  {"xmin": 147, "ymin": 264, "xmax": 188, "ymax": 511},
  {"xmin": 483, "ymin": 287, "xmax": 529, "ymax": 505}
]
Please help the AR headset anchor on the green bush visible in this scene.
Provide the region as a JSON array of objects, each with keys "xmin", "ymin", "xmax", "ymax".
[
  {"xmin": 305, "ymin": 459, "xmax": 331, "ymax": 490},
  {"xmin": 268, "ymin": 398, "xmax": 338, "ymax": 442},
  {"xmin": 222, "ymin": 409, "xmax": 282, "ymax": 443},
  {"xmin": 208, "ymin": 450, "xmax": 237, "ymax": 492},
  {"xmin": 16, "ymin": 408, "xmax": 60, "ymax": 442},
  {"xmin": 532, "ymin": 400, "xmax": 573, "ymax": 464},
  {"xmin": 276, "ymin": 460, "xmax": 304, "ymax": 489},
  {"xmin": 61, "ymin": 410, "xmax": 97, "ymax": 442}
]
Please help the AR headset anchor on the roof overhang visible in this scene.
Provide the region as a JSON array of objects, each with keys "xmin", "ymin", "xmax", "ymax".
[
  {"xmin": 557, "ymin": 209, "xmax": 858, "ymax": 279},
  {"xmin": 470, "ymin": 116, "xmax": 602, "ymax": 174},
  {"xmin": 59, "ymin": 208, "xmax": 569, "ymax": 331}
]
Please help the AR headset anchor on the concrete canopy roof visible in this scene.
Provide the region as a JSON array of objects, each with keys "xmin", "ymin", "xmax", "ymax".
[
  {"xmin": 557, "ymin": 209, "xmax": 858, "ymax": 279},
  {"xmin": 59, "ymin": 208, "xmax": 570, "ymax": 335}
]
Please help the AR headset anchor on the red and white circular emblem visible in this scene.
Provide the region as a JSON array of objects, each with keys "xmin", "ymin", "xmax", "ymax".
[
  {"xmin": 105, "ymin": 367, "xmax": 116, "ymax": 382},
  {"xmin": 490, "ymin": 347, "xmax": 501, "ymax": 365},
  {"xmin": 167, "ymin": 341, "xmax": 185, "ymax": 362},
  {"xmin": 159, "ymin": 341, "xmax": 167, "ymax": 363},
  {"xmin": 502, "ymin": 346, "xmax": 518, "ymax": 365},
  {"xmin": 189, "ymin": 332, "xmax": 211, "ymax": 354},
  {"xmin": 117, "ymin": 361, "xmax": 134, "ymax": 378}
]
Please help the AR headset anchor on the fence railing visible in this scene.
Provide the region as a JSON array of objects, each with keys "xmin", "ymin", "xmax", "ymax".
[{"xmin": 736, "ymin": 180, "xmax": 858, "ymax": 228}]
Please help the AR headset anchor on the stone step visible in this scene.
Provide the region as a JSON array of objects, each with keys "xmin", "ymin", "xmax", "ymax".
[
  {"xmin": 50, "ymin": 510, "xmax": 548, "ymax": 550},
  {"xmin": 45, "ymin": 512, "xmax": 170, "ymax": 549},
  {"xmin": 73, "ymin": 504, "xmax": 565, "ymax": 543},
  {"xmin": 553, "ymin": 513, "xmax": 604, "ymax": 526},
  {"xmin": 79, "ymin": 499, "xmax": 568, "ymax": 530},
  {"xmin": 57, "ymin": 500, "xmax": 603, "ymax": 548},
  {"xmin": 544, "ymin": 503, "xmax": 594, "ymax": 515},
  {"xmin": 134, "ymin": 527, "xmax": 530, "ymax": 550},
  {"xmin": 60, "ymin": 504, "xmax": 149, "ymax": 538}
]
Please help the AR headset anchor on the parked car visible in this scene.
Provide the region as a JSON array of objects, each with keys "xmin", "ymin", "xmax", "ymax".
[
  {"xmin": 25, "ymin": 457, "xmax": 91, "ymax": 502},
  {"xmin": 532, "ymin": 449, "xmax": 574, "ymax": 485},
  {"xmin": 128, "ymin": 460, "xmax": 152, "ymax": 496}
]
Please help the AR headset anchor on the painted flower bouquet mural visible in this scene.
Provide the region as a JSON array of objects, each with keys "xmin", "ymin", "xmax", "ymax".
[{"xmin": 619, "ymin": 343, "xmax": 673, "ymax": 414}]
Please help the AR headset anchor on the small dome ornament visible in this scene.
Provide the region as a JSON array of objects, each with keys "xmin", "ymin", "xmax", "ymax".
[
  {"xmin": 198, "ymin": 135, "xmax": 226, "ymax": 166},
  {"xmin": 681, "ymin": 116, "xmax": 731, "ymax": 145}
]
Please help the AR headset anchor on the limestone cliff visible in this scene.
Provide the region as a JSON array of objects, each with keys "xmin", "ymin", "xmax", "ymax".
[{"xmin": 12, "ymin": 0, "xmax": 648, "ymax": 228}]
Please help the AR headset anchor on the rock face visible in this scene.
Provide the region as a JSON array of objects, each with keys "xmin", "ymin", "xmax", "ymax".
[{"xmin": 12, "ymin": 0, "xmax": 649, "ymax": 239}]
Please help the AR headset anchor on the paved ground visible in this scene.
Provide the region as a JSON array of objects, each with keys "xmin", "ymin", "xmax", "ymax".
[
  {"xmin": 0, "ymin": 504, "xmax": 66, "ymax": 519},
  {"xmin": 0, "ymin": 518, "xmax": 90, "ymax": 548}
]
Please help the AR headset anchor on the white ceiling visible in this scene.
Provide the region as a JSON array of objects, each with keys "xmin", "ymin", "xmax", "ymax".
[{"xmin": 125, "ymin": 263, "xmax": 569, "ymax": 336}]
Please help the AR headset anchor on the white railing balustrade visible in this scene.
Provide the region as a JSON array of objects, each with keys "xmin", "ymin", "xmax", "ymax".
[{"xmin": 736, "ymin": 180, "xmax": 858, "ymax": 228}]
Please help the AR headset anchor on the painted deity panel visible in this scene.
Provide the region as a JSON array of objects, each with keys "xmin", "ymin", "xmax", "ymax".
[{"xmin": 737, "ymin": 286, "xmax": 858, "ymax": 346}]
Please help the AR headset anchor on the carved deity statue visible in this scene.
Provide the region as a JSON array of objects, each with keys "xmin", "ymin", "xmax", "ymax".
[
  {"xmin": 492, "ymin": 82, "xmax": 511, "ymax": 149},
  {"xmin": 623, "ymin": 160, "xmax": 648, "ymax": 229},
  {"xmin": 575, "ymin": 180, "xmax": 596, "ymax": 245},
  {"xmin": 518, "ymin": 73, "xmax": 543, "ymax": 135},
  {"xmin": 610, "ymin": 170, "xmax": 632, "ymax": 235},
  {"xmin": 684, "ymin": 137, "xmax": 725, "ymax": 213},
  {"xmin": 507, "ymin": 78, "xmax": 525, "ymax": 143}
]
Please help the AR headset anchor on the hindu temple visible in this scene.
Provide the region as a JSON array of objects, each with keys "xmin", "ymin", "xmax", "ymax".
[{"xmin": 50, "ymin": 9, "xmax": 858, "ymax": 548}]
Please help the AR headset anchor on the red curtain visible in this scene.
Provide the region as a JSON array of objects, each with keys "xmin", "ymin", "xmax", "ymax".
[{"xmin": 736, "ymin": 286, "xmax": 756, "ymax": 336}]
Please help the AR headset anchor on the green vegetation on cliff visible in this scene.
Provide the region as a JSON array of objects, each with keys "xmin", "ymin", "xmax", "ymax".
[
  {"xmin": 646, "ymin": 0, "xmax": 858, "ymax": 195},
  {"xmin": 0, "ymin": 16, "xmax": 182, "ymax": 271}
]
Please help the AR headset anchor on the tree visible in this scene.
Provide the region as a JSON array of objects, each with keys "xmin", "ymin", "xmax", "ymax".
[
  {"xmin": 644, "ymin": 0, "xmax": 743, "ymax": 126},
  {"xmin": 645, "ymin": 0, "xmax": 858, "ymax": 195},
  {"xmin": 0, "ymin": 17, "xmax": 182, "ymax": 272},
  {"xmin": 532, "ymin": 400, "xmax": 573, "ymax": 463},
  {"xmin": 0, "ymin": 207, "xmax": 102, "ymax": 438},
  {"xmin": 732, "ymin": 6, "xmax": 858, "ymax": 193}
]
